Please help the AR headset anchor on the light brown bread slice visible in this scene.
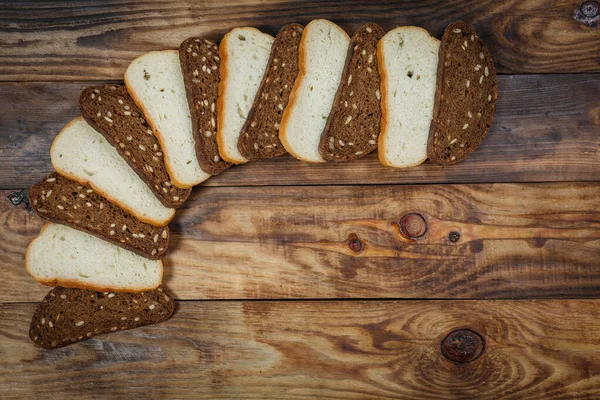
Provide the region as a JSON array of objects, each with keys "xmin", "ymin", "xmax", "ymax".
[
  {"xmin": 179, "ymin": 37, "xmax": 232, "ymax": 175},
  {"xmin": 319, "ymin": 23, "xmax": 384, "ymax": 161},
  {"xmin": 237, "ymin": 23, "xmax": 304, "ymax": 160},
  {"xmin": 30, "ymin": 286, "xmax": 174, "ymax": 349},
  {"xmin": 427, "ymin": 20, "xmax": 498, "ymax": 165}
]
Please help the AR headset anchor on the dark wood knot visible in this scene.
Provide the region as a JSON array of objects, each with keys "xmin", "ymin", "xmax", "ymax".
[
  {"xmin": 398, "ymin": 213, "xmax": 427, "ymax": 239},
  {"xmin": 7, "ymin": 189, "xmax": 33, "ymax": 213},
  {"xmin": 574, "ymin": 1, "xmax": 600, "ymax": 26},
  {"xmin": 441, "ymin": 329, "xmax": 485, "ymax": 363},
  {"xmin": 347, "ymin": 233, "xmax": 364, "ymax": 253},
  {"xmin": 448, "ymin": 231, "xmax": 461, "ymax": 243}
]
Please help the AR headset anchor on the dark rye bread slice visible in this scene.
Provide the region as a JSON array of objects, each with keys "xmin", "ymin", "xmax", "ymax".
[
  {"xmin": 30, "ymin": 286, "xmax": 174, "ymax": 349},
  {"xmin": 79, "ymin": 84, "xmax": 190, "ymax": 207},
  {"xmin": 237, "ymin": 23, "xmax": 303, "ymax": 160},
  {"xmin": 318, "ymin": 23, "xmax": 384, "ymax": 161},
  {"xmin": 179, "ymin": 38, "xmax": 231, "ymax": 175},
  {"xmin": 427, "ymin": 20, "xmax": 498, "ymax": 165},
  {"xmin": 30, "ymin": 173, "xmax": 170, "ymax": 259}
]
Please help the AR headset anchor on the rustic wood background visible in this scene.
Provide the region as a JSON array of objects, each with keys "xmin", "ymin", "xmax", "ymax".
[{"xmin": 0, "ymin": 0, "xmax": 599, "ymax": 398}]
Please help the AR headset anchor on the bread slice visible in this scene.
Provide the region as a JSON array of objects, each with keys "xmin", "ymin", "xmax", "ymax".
[
  {"xmin": 26, "ymin": 223, "xmax": 163, "ymax": 292},
  {"xmin": 79, "ymin": 84, "xmax": 191, "ymax": 208},
  {"xmin": 125, "ymin": 50, "xmax": 211, "ymax": 188},
  {"xmin": 319, "ymin": 23, "xmax": 384, "ymax": 161},
  {"xmin": 279, "ymin": 19, "xmax": 350, "ymax": 163},
  {"xmin": 30, "ymin": 173, "xmax": 170, "ymax": 260},
  {"xmin": 30, "ymin": 286, "xmax": 174, "ymax": 349},
  {"xmin": 427, "ymin": 20, "xmax": 498, "ymax": 165},
  {"xmin": 378, "ymin": 27, "xmax": 440, "ymax": 168},
  {"xmin": 50, "ymin": 117, "xmax": 175, "ymax": 226},
  {"xmin": 179, "ymin": 38, "xmax": 232, "ymax": 175},
  {"xmin": 217, "ymin": 27, "xmax": 275, "ymax": 164},
  {"xmin": 237, "ymin": 24, "xmax": 304, "ymax": 160}
]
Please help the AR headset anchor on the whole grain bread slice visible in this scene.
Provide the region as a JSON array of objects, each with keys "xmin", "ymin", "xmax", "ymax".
[
  {"xmin": 80, "ymin": 84, "xmax": 191, "ymax": 208},
  {"xmin": 319, "ymin": 23, "xmax": 384, "ymax": 161},
  {"xmin": 237, "ymin": 23, "xmax": 304, "ymax": 160},
  {"xmin": 30, "ymin": 286, "xmax": 174, "ymax": 349},
  {"xmin": 179, "ymin": 38, "xmax": 232, "ymax": 175},
  {"xmin": 30, "ymin": 173, "xmax": 169, "ymax": 259},
  {"xmin": 427, "ymin": 20, "xmax": 498, "ymax": 165}
]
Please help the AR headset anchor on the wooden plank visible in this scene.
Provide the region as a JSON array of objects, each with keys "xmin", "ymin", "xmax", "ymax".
[
  {"xmin": 1, "ymin": 0, "xmax": 599, "ymax": 81},
  {"xmin": 1, "ymin": 74, "xmax": 599, "ymax": 189},
  {"xmin": 2, "ymin": 182, "xmax": 599, "ymax": 303},
  {"xmin": 1, "ymin": 299, "xmax": 600, "ymax": 399}
]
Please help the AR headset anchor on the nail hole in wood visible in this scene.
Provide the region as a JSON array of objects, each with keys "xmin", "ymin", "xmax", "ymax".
[
  {"xmin": 441, "ymin": 329, "xmax": 485, "ymax": 363},
  {"xmin": 448, "ymin": 231, "xmax": 461, "ymax": 243}
]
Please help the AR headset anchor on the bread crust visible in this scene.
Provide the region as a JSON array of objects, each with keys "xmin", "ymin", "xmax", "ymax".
[
  {"xmin": 25, "ymin": 223, "xmax": 164, "ymax": 292},
  {"xmin": 280, "ymin": 19, "xmax": 350, "ymax": 163},
  {"xmin": 125, "ymin": 50, "xmax": 210, "ymax": 189},
  {"xmin": 50, "ymin": 117, "xmax": 174, "ymax": 227}
]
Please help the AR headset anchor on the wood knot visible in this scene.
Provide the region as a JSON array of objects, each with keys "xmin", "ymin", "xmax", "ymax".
[
  {"xmin": 574, "ymin": 1, "xmax": 600, "ymax": 26},
  {"xmin": 448, "ymin": 231, "xmax": 461, "ymax": 243},
  {"xmin": 347, "ymin": 233, "xmax": 364, "ymax": 253},
  {"xmin": 7, "ymin": 189, "xmax": 33, "ymax": 213},
  {"xmin": 441, "ymin": 329, "xmax": 485, "ymax": 363},
  {"xmin": 398, "ymin": 213, "xmax": 427, "ymax": 239}
]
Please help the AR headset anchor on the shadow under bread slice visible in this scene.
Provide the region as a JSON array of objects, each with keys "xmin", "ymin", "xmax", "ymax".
[
  {"xmin": 319, "ymin": 23, "xmax": 384, "ymax": 161},
  {"xmin": 179, "ymin": 38, "xmax": 231, "ymax": 175},
  {"xmin": 237, "ymin": 23, "xmax": 304, "ymax": 160},
  {"xmin": 79, "ymin": 84, "xmax": 190, "ymax": 208},
  {"xmin": 30, "ymin": 286, "xmax": 174, "ymax": 349},
  {"xmin": 30, "ymin": 173, "xmax": 169, "ymax": 259},
  {"xmin": 427, "ymin": 20, "xmax": 498, "ymax": 165}
]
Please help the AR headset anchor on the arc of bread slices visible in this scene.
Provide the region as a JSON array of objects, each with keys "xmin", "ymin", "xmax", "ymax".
[
  {"xmin": 50, "ymin": 117, "xmax": 175, "ymax": 226},
  {"xmin": 26, "ymin": 223, "xmax": 164, "ymax": 292},
  {"xmin": 217, "ymin": 27, "xmax": 275, "ymax": 164},
  {"xmin": 125, "ymin": 50, "xmax": 211, "ymax": 189},
  {"xmin": 279, "ymin": 19, "xmax": 350, "ymax": 163},
  {"xmin": 378, "ymin": 27, "xmax": 440, "ymax": 168}
]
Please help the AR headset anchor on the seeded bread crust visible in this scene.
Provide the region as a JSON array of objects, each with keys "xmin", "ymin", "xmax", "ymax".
[
  {"xmin": 79, "ymin": 84, "xmax": 190, "ymax": 208},
  {"xmin": 427, "ymin": 20, "xmax": 498, "ymax": 165},
  {"xmin": 30, "ymin": 286, "xmax": 174, "ymax": 349},
  {"xmin": 237, "ymin": 24, "xmax": 303, "ymax": 160},
  {"xmin": 179, "ymin": 38, "xmax": 231, "ymax": 175},
  {"xmin": 30, "ymin": 173, "xmax": 169, "ymax": 260},
  {"xmin": 319, "ymin": 23, "xmax": 384, "ymax": 161}
]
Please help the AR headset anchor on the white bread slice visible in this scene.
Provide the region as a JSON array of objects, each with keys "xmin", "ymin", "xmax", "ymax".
[
  {"xmin": 218, "ymin": 28, "xmax": 274, "ymax": 164},
  {"xmin": 50, "ymin": 117, "xmax": 175, "ymax": 226},
  {"xmin": 279, "ymin": 19, "xmax": 350, "ymax": 163},
  {"xmin": 125, "ymin": 50, "xmax": 211, "ymax": 188},
  {"xmin": 26, "ymin": 223, "xmax": 163, "ymax": 292},
  {"xmin": 378, "ymin": 27, "xmax": 440, "ymax": 168}
]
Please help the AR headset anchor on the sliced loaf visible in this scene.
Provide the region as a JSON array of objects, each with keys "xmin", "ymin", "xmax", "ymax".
[
  {"xmin": 237, "ymin": 23, "xmax": 304, "ymax": 160},
  {"xmin": 319, "ymin": 23, "xmax": 384, "ymax": 161},
  {"xmin": 79, "ymin": 84, "xmax": 190, "ymax": 208},
  {"xmin": 30, "ymin": 286, "xmax": 174, "ymax": 349},
  {"xmin": 427, "ymin": 21, "xmax": 498, "ymax": 165},
  {"xmin": 179, "ymin": 38, "xmax": 232, "ymax": 175},
  {"xmin": 125, "ymin": 50, "xmax": 211, "ymax": 188},
  {"xmin": 378, "ymin": 27, "xmax": 440, "ymax": 168},
  {"xmin": 217, "ymin": 27, "xmax": 275, "ymax": 164},
  {"xmin": 30, "ymin": 173, "xmax": 169, "ymax": 259},
  {"xmin": 26, "ymin": 223, "xmax": 164, "ymax": 292},
  {"xmin": 280, "ymin": 19, "xmax": 350, "ymax": 163},
  {"xmin": 51, "ymin": 117, "xmax": 175, "ymax": 226}
]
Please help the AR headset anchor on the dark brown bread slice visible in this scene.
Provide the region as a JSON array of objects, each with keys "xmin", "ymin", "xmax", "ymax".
[
  {"xmin": 427, "ymin": 20, "xmax": 498, "ymax": 165},
  {"xmin": 237, "ymin": 23, "xmax": 303, "ymax": 160},
  {"xmin": 79, "ymin": 84, "xmax": 190, "ymax": 207},
  {"xmin": 179, "ymin": 38, "xmax": 231, "ymax": 175},
  {"xmin": 30, "ymin": 173, "xmax": 169, "ymax": 259},
  {"xmin": 318, "ymin": 23, "xmax": 384, "ymax": 162},
  {"xmin": 30, "ymin": 286, "xmax": 174, "ymax": 349}
]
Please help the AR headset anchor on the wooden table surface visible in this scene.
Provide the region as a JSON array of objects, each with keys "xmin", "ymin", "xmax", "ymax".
[{"xmin": 1, "ymin": 0, "xmax": 599, "ymax": 398}]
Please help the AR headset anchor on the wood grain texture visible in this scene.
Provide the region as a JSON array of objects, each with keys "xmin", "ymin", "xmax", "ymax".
[
  {"xmin": 3, "ymin": 182, "xmax": 599, "ymax": 303},
  {"xmin": 1, "ymin": 0, "xmax": 599, "ymax": 81},
  {"xmin": 1, "ymin": 299, "xmax": 600, "ymax": 399},
  {"xmin": 1, "ymin": 74, "xmax": 599, "ymax": 189}
]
